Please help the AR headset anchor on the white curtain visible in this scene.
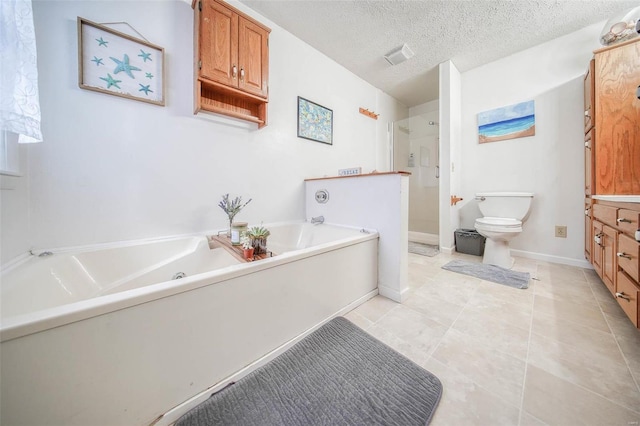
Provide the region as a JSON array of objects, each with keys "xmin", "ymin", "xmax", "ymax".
[{"xmin": 0, "ymin": 0, "xmax": 42, "ymax": 143}]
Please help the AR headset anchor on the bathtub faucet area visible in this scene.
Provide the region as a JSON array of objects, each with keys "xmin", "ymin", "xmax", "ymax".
[{"xmin": 311, "ymin": 215, "xmax": 325, "ymax": 225}]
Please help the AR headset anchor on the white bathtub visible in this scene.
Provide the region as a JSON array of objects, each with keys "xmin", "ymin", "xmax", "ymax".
[{"xmin": 0, "ymin": 222, "xmax": 379, "ymax": 426}]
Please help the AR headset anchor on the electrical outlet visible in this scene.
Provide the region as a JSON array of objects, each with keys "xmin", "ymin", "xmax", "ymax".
[{"xmin": 555, "ymin": 225, "xmax": 567, "ymax": 238}]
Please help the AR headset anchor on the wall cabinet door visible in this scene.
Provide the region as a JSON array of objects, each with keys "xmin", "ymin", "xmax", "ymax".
[
  {"xmin": 200, "ymin": 0, "xmax": 238, "ymax": 87},
  {"xmin": 584, "ymin": 59, "xmax": 595, "ymax": 133},
  {"xmin": 594, "ymin": 39, "xmax": 640, "ymax": 194},
  {"xmin": 238, "ymin": 17, "xmax": 268, "ymax": 98},
  {"xmin": 585, "ymin": 129, "xmax": 594, "ymax": 196}
]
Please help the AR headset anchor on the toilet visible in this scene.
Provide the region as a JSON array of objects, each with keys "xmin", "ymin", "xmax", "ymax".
[{"xmin": 474, "ymin": 192, "xmax": 534, "ymax": 269}]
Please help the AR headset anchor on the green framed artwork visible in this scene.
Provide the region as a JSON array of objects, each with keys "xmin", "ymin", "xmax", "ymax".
[
  {"xmin": 77, "ymin": 17, "xmax": 165, "ymax": 106},
  {"xmin": 297, "ymin": 97, "xmax": 333, "ymax": 145}
]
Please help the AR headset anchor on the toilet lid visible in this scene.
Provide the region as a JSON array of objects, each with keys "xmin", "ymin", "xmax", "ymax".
[{"xmin": 476, "ymin": 217, "xmax": 522, "ymax": 228}]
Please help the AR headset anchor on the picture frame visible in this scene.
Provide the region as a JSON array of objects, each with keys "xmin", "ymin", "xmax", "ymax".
[
  {"xmin": 297, "ymin": 97, "xmax": 333, "ymax": 145},
  {"xmin": 477, "ymin": 100, "xmax": 535, "ymax": 143},
  {"xmin": 77, "ymin": 17, "xmax": 165, "ymax": 106}
]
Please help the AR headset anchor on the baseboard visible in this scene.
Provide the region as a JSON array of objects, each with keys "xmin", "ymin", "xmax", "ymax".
[
  {"xmin": 440, "ymin": 245, "xmax": 455, "ymax": 255},
  {"xmin": 510, "ymin": 249, "xmax": 593, "ymax": 269},
  {"xmin": 152, "ymin": 289, "xmax": 378, "ymax": 426},
  {"xmin": 378, "ymin": 285, "xmax": 411, "ymax": 303},
  {"xmin": 408, "ymin": 231, "xmax": 438, "ymax": 245}
]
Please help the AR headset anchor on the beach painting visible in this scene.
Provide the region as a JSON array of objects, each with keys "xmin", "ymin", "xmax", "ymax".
[{"xmin": 478, "ymin": 100, "xmax": 535, "ymax": 144}]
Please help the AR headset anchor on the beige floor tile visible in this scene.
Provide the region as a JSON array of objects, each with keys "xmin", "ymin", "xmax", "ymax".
[
  {"xmin": 451, "ymin": 305, "xmax": 531, "ymax": 360},
  {"xmin": 533, "ymin": 294, "xmax": 610, "ymax": 333},
  {"xmin": 519, "ymin": 411, "xmax": 548, "ymax": 426},
  {"xmin": 373, "ymin": 305, "xmax": 449, "ymax": 357},
  {"xmin": 473, "ymin": 280, "xmax": 534, "ymax": 308},
  {"xmin": 431, "ymin": 329, "xmax": 526, "ymax": 407},
  {"xmin": 531, "ymin": 311, "xmax": 620, "ymax": 359},
  {"xmin": 533, "ymin": 277, "xmax": 600, "ymax": 308},
  {"xmin": 528, "ymin": 332, "xmax": 640, "ymax": 412},
  {"xmin": 412, "ymin": 274, "xmax": 479, "ymax": 307},
  {"xmin": 364, "ymin": 323, "xmax": 431, "ymax": 366},
  {"xmin": 403, "ymin": 291, "xmax": 464, "ymax": 328},
  {"xmin": 465, "ymin": 289, "xmax": 533, "ymax": 330},
  {"xmin": 342, "ymin": 310, "xmax": 373, "ymax": 330},
  {"xmin": 346, "ymin": 251, "xmax": 640, "ymax": 425},
  {"xmin": 523, "ymin": 364, "xmax": 640, "ymax": 425},
  {"xmin": 348, "ymin": 294, "xmax": 397, "ymax": 323},
  {"xmin": 424, "ymin": 358, "xmax": 521, "ymax": 426}
]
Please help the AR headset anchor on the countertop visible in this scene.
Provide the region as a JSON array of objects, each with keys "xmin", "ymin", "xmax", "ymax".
[{"xmin": 592, "ymin": 195, "xmax": 640, "ymax": 203}]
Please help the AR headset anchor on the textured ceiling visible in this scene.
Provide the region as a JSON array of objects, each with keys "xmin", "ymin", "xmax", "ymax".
[{"xmin": 240, "ymin": 0, "xmax": 639, "ymax": 107}]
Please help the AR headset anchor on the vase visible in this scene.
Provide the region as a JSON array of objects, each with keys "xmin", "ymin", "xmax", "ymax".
[{"xmin": 243, "ymin": 247, "xmax": 254, "ymax": 260}]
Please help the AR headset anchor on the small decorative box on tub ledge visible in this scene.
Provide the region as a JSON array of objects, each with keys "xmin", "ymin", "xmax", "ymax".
[{"xmin": 208, "ymin": 235, "xmax": 274, "ymax": 262}]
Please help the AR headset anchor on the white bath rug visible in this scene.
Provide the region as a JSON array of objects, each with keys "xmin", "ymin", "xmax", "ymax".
[{"xmin": 408, "ymin": 242, "xmax": 440, "ymax": 257}]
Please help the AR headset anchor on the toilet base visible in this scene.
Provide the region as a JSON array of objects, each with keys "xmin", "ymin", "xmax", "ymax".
[{"xmin": 482, "ymin": 238, "xmax": 515, "ymax": 269}]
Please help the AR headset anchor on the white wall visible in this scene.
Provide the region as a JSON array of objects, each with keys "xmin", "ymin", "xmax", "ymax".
[
  {"xmin": 439, "ymin": 60, "xmax": 462, "ymax": 251},
  {"xmin": 305, "ymin": 173, "xmax": 410, "ymax": 302},
  {"xmin": 0, "ymin": 0, "xmax": 406, "ymax": 263},
  {"xmin": 1, "ymin": 139, "xmax": 30, "ymax": 263},
  {"xmin": 458, "ymin": 23, "xmax": 603, "ymax": 266}
]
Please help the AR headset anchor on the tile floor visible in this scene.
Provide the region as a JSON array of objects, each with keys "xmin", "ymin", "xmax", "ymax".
[{"xmin": 344, "ymin": 251, "xmax": 640, "ymax": 426}]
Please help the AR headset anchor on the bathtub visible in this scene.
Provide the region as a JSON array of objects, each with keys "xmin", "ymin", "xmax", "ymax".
[{"xmin": 0, "ymin": 222, "xmax": 379, "ymax": 426}]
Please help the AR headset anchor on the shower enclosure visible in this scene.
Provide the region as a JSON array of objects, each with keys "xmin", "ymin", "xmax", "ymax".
[{"xmin": 391, "ymin": 113, "xmax": 440, "ymax": 246}]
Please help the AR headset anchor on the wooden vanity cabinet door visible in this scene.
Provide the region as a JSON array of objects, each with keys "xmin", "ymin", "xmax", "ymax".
[
  {"xmin": 602, "ymin": 224, "xmax": 618, "ymax": 294},
  {"xmin": 618, "ymin": 233, "xmax": 640, "ymax": 282},
  {"xmin": 594, "ymin": 39, "xmax": 640, "ymax": 195},
  {"xmin": 616, "ymin": 271, "xmax": 639, "ymax": 327},
  {"xmin": 199, "ymin": 0, "xmax": 239, "ymax": 88},
  {"xmin": 592, "ymin": 220, "xmax": 604, "ymax": 280}
]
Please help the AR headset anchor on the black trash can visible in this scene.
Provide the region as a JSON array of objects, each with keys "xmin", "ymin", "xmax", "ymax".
[{"xmin": 454, "ymin": 229, "xmax": 486, "ymax": 256}]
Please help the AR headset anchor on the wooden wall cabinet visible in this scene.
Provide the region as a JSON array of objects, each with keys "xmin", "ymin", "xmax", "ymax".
[
  {"xmin": 594, "ymin": 38, "xmax": 640, "ymax": 194},
  {"xmin": 193, "ymin": 0, "xmax": 270, "ymax": 127}
]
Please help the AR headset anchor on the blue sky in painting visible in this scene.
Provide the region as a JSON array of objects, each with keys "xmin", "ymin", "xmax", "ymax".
[{"xmin": 477, "ymin": 100, "xmax": 534, "ymax": 126}]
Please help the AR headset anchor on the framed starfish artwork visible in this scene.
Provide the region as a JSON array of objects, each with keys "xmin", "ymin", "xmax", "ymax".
[{"xmin": 77, "ymin": 17, "xmax": 164, "ymax": 106}]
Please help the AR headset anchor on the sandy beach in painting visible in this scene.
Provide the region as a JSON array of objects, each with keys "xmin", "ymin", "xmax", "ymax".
[{"xmin": 479, "ymin": 125, "xmax": 535, "ymax": 143}]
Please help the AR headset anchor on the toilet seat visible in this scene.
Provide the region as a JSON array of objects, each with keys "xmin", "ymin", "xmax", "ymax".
[{"xmin": 475, "ymin": 217, "xmax": 522, "ymax": 232}]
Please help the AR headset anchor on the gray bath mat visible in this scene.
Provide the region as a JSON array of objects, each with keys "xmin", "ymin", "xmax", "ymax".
[
  {"xmin": 409, "ymin": 241, "xmax": 440, "ymax": 257},
  {"xmin": 176, "ymin": 317, "xmax": 443, "ymax": 426},
  {"xmin": 442, "ymin": 259, "xmax": 530, "ymax": 289}
]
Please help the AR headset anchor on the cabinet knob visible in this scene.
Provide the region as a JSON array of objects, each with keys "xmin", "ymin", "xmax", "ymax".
[
  {"xmin": 584, "ymin": 110, "xmax": 590, "ymax": 117},
  {"xmin": 240, "ymin": 68, "xmax": 245, "ymax": 81},
  {"xmin": 232, "ymin": 65, "xmax": 238, "ymax": 79},
  {"xmin": 617, "ymin": 218, "xmax": 632, "ymax": 224},
  {"xmin": 584, "ymin": 141, "xmax": 591, "ymax": 149},
  {"xmin": 637, "ymin": 85, "xmax": 640, "ymax": 100},
  {"xmin": 617, "ymin": 252, "xmax": 632, "ymax": 259},
  {"xmin": 585, "ymin": 208, "xmax": 591, "ymax": 216},
  {"xmin": 615, "ymin": 292, "xmax": 631, "ymax": 301},
  {"xmin": 594, "ymin": 233, "xmax": 603, "ymax": 245}
]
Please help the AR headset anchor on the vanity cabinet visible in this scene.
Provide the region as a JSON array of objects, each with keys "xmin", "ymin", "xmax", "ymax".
[
  {"xmin": 593, "ymin": 38, "xmax": 640, "ymax": 195},
  {"xmin": 193, "ymin": 0, "xmax": 270, "ymax": 127},
  {"xmin": 583, "ymin": 38, "xmax": 640, "ymax": 328},
  {"xmin": 591, "ymin": 201, "xmax": 640, "ymax": 327}
]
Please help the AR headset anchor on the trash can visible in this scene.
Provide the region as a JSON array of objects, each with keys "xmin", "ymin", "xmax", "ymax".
[{"xmin": 454, "ymin": 228, "xmax": 486, "ymax": 256}]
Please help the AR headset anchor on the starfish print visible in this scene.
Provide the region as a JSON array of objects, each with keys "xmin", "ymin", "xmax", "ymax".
[
  {"xmin": 138, "ymin": 49, "xmax": 152, "ymax": 62},
  {"xmin": 96, "ymin": 37, "xmax": 108, "ymax": 47},
  {"xmin": 145, "ymin": 72, "xmax": 154, "ymax": 79},
  {"xmin": 100, "ymin": 73, "xmax": 121, "ymax": 89},
  {"xmin": 91, "ymin": 56, "xmax": 104, "ymax": 66},
  {"xmin": 138, "ymin": 84, "xmax": 153, "ymax": 95},
  {"xmin": 110, "ymin": 54, "xmax": 141, "ymax": 79}
]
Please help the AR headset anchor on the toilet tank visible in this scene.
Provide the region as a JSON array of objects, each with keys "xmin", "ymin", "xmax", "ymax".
[{"xmin": 476, "ymin": 192, "xmax": 534, "ymax": 221}]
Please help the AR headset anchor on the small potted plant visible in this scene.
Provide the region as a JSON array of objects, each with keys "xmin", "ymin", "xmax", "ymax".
[
  {"xmin": 248, "ymin": 225, "xmax": 270, "ymax": 255},
  {"xmin": 218, "ymin": 194, "xmax": 252, "ymax": 237},
  {"xmin": 241, "ymin": 233, "xmax": 254, "ymax": 260}
]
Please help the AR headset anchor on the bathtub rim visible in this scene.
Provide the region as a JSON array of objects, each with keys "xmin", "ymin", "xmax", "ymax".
[{"xmin": 1, "ymin": 223, "xmax": 378, "ymax": 343}]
